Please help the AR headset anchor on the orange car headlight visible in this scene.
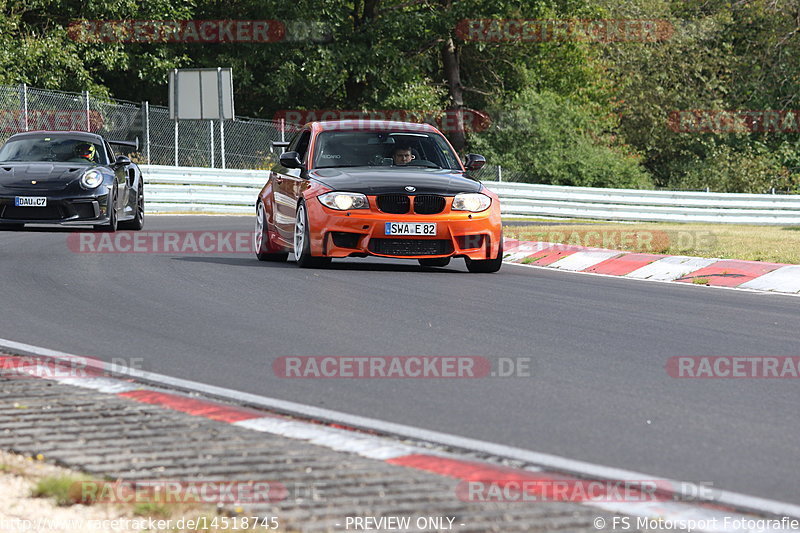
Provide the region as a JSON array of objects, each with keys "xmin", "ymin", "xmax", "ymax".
[
  {"xmin": 452, "ymin": 192, "xmax": 491, "ymax": 212},
  {"xmin": 318, "ymin": 192, "xmax": 370, "ymax": 210}
]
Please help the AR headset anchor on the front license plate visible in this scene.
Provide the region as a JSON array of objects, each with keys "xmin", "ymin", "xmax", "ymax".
[
  {"xmin": 15, "ymin": 197, "xmax": 47, "ymax": 207},
  {"xmin": 385, "ymin": 222, "xmax": 437, "ymax": 236}
]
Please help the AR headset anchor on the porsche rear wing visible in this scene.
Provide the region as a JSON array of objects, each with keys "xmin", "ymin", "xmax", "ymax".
[
  {"xmin": 271, "ymin": 141, "xmax": 289, "ymax": 154},
  {"xmin": 109, "ymin": 138, "xmax": 140, "ymax": 151}
]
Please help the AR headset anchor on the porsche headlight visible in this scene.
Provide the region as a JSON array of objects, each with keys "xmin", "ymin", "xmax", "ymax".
[
  {"xmin": 80, "ymin": 169, "xmax": 103, "ymax": 189},
  {"xmin": 318, "ymin": 192, "xmax": 369, "ymax": 211},
  {"xmin": 452, "ymin": 193, "xmax": 491, "ymax": 212}
]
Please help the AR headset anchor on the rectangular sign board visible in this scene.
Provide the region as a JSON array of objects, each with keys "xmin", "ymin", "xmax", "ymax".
[{"xmin": 169, "ymin": 68, "xmax": 234, "ymax": 120}]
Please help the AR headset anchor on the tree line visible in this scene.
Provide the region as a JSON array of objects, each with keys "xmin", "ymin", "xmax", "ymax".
[{"xmin": 2, "ymin": 0, "xmax": 799, "ymax": 192}]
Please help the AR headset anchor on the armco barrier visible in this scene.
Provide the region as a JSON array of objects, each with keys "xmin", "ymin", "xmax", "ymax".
[
  {"xmin": 142, "ymin": 166, "xmax": 800, "ymax": 224},
  {"xmin": 142, "ymin": 164, "xmax": 265, "ymax": 214},
  {"xmin": 485, "ymin": 182, "xmax": 800, "ymax": 225}
]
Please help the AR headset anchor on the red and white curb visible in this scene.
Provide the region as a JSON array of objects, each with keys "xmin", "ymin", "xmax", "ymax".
[
  {"xmin": 1, "ymin": 337, "xmax": 798, "ymax": 533},
  {"xmin": 503, "ymin": 239, "xmax": 800, "ymax": 294}
]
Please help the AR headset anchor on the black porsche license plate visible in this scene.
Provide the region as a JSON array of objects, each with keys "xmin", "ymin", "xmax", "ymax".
[{"xmin": 15, "ymin": 197, "xmax": 47, "ymax": 207}]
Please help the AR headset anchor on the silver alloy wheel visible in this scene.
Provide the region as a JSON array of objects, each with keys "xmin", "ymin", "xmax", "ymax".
[
  {"xmin": 294, "ymin": 203, "xmax": 306, "ymax": 262},
  {"xmin": 254, "ymin": 203, "xmax": 264, "ymax": 253},
  {"xmin": 137, "ymin": 189, "xmax": 144, "ymax": 223}
]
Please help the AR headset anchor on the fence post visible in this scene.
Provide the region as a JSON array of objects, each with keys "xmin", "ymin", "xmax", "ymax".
[
  {"xmin": 83, "ymin": 90, "xmax": 90, "ymax": 131},
  {"xmin": 20, "ymin": 84, "xmax": 28, "ymax": 131},
  {"xmin": 280, "ymin": 118, "xmax": 285, "ymax": 143},
  {"xmin": 174, "ymin": 120, "xmax": 179, "ymax": 167},
  {"xmin": 217, "ymin": 68, "xmax": 226, "ymax": 169},
  {"xmin": 220, "ymin": 120, "xmax": 226, "ymax": 169},
  {"xmin": 210, "ymin": 120, "xmax": 215, "ymax": 168},
  {"xmin": 142, "ymin": 101, "xmax": 150, "ymax": 165},
  {"xmin": 498, "ymin": 165, "xmax": 502, "ymax": 182}
]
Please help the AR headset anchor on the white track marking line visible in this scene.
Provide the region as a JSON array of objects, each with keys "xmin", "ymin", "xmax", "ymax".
[
  {"xmin": 236, "ymin": 417, "xmax": 420, "ymax": 461},
  {"xmin": 54, "ymin": 376, "xmax": 141, "ymax": 393}
]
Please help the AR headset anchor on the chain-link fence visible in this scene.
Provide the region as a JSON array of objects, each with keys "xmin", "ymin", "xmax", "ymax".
[
  {"xmin": 2, "ymin": 84, "xmax": 796, "ymax": 194},
  {"xmin": 0, "ymin": 83, "xmax": 535, "ymax": 179},
  {"xmin": 470, "ymin": 164, "xmax": 530, "ymax": 183},
  {"xmin": 0, "ymin": 84, "xmax": 516, "ymax": 176},
  {"xmin": 0, "ymin": 84, "xmax": 286, "ymax": 170}
]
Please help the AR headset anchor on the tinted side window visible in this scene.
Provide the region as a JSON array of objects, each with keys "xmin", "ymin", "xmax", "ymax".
[
  {"xmin": 287, "ymin": 130, "xmax": 302, "ymax": 152},
  {"xmin": 105, "ymin": 142, "xmax": 115, "ymax": 164},
  {"xmin": 295, "ymin": 131, "xmax": 311, "ymax": 163}
]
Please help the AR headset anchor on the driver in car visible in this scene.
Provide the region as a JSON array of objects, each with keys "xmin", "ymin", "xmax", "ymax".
[
  {"xmin": 392, "ymin": 145, "xmax": 415, "ymax": 166},
  {"xmin": 70, "ymin": 142, "xmax": 97, "ymax": 163}
]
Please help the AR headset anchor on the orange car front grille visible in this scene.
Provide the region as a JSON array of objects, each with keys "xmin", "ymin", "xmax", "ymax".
[
  {"xmin": 413, "ymin": 194, "xmax": 446, "ymax": 214},
  {"xmin": 375, "ymin": 194, "xmax": 446, "ymax": 215},
  {"xmin": 376, "ymin": 194, "xmax": 410, "ymax": 214}
]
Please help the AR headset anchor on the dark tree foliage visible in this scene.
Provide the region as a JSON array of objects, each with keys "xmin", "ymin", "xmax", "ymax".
[{"xmin": 2, "ymin": 0, "xmax": 798, "ymax": 190}]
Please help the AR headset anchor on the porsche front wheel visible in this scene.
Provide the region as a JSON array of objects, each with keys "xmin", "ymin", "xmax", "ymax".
[
  {"xmin": 294, "ymin": 202, "xmax": 330, "ymax": 269},
  {"xmin": 119, "ymin": 185, "xmax": 144, "ymax": 230},
  {"xmin": 95, "ymin": 187, "xmax": 118, "ymax": 232}
]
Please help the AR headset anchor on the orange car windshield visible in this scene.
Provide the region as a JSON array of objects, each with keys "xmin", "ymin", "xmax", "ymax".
[{"xmin": 314, "ymin": 131, "xmax": 461, "ymax": 170}]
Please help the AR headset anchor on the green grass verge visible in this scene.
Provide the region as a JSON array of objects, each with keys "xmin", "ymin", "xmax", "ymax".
[{"xmin": 31, "ymin": 474, "xmax": 93, "ymax": 506}]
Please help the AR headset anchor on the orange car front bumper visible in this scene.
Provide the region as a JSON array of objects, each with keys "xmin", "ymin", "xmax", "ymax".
[{"xmin": 304, "ymin": 194, "xmax": 502, "ymax": 260}]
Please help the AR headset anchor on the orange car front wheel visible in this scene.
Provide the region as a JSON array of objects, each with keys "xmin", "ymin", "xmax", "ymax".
[
  {"xmin": 254, "ymin": 202, "xmax": 289, "ymax": 262},
  {"xmin": 465, "ymin": 241, "xmax": 503, "ymax": 273},
  {"xmin": 294, "ymin": 202, "xmax": 331, "ymax": 269}
]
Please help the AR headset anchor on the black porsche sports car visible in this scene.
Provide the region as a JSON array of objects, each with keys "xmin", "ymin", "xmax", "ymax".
[{"xmin": 0, "ymin": 131, "xmax": 144, "ymax": 231}]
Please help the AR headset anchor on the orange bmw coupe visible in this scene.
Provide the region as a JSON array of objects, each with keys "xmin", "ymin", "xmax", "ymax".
[{"xmin": 254, "ymin": 120, "xmax": 502, "ymax": 273}]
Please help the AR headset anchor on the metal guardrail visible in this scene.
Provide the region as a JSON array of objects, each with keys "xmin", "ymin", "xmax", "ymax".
[
  {"xmin": 142, "ymin": 166, "xmax": 800, "ymax": 224},
  {"xmin": 486, "ymin": 181, "xmax": 800, "ymax": 225},
  {"xmin": 142, "ymin": 164, "xmax": 264, "ymax": 214}
]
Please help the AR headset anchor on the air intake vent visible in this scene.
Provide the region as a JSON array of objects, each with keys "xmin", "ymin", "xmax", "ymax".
[{"xmin": 369, "ymin": 239, "xmax": 453, "ymax": 256}]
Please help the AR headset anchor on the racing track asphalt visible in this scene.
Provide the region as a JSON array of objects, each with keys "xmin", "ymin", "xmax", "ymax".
[{"xmin": 1, "ymin": 216, "xmax": 798, "ymax": 505}]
